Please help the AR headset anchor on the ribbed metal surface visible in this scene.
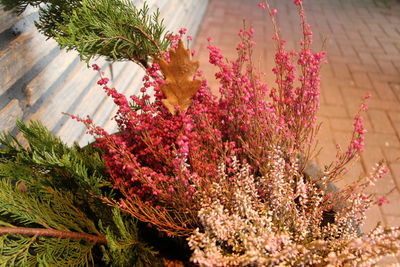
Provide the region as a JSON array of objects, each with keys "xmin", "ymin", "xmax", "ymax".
[{"xmin": 0, "ymin": 0, "xmax": 209, "ymax": 146}]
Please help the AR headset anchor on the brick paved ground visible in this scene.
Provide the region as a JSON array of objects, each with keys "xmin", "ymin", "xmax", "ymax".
[{"xmin": 194, "ymin": 0, "xmax": 400, "ymax": 264}]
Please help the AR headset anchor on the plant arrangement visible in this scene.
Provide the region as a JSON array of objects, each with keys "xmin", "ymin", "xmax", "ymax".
[{"xmin": 1, "ymin": 0, "xmax": 400, "ymax": 266}]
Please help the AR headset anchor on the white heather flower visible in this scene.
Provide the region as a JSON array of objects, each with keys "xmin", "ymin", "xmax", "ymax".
[{"xmin": 188, "ymin": 152, "xmax": 400, "ymax": 266}]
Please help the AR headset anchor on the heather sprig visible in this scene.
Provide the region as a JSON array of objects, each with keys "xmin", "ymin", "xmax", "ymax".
[{"xmin": 326, "ymin": 94, "xmax": 370, "ymax": 181}]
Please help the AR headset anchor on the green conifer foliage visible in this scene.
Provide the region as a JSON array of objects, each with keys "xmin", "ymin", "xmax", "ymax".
[
  {"xmin": 0, "ymin": 120, "xmax": 162, "ymax": 266},
  {"xmin": 99, "ymin": 209, "xmax": 164, "ymax": 267},
  {"xmin": 57, "ymin": 0, "xmax": 169, "ymax": 67},
  {"xmin": 0, "ymin": 180, "xmax": 100, "ymax": 266},
  {"xmin": 1, "ymin": 0, "xmax": 170, "ymax": 67}
]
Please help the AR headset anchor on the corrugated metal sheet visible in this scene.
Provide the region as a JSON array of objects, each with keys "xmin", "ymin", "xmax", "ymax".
[{"xmin": 0, "ymin": 0, "xmax": 209, "ymax": 146}]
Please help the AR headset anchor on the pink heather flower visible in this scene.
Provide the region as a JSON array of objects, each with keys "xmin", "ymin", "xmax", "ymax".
[
  {"xmin": 207, "ymin": 37, "xmax": 212, "ymax": 42},
  {"xmin": 179, "ymin": 28, "xmax": 187, "ymax": 35},
  {"xmin": 97, "ymin": 77, "xmax": 109, "ymax": 85},
  {"xmin": 294, "ymin": 0, "xmax": 303, "ymax": 5},
  {"xmin": 166, "ymin": 33, "xmax": 182, "ymax": 49},
  {"xmin": 351, "ymin": 139, "xmax": 364, "ymax": 152},
  {"xmin": 377, "ymin": 197, "xmax": 390, "ymax": 206},
  {"xmin": 364, "ymin": 93, "xmax": 372, "ymax": 99},
  {"xmin": 248, "ymin": 28, "xmax": 255, "ymax": 36},
  {"xmin": 258, "ymin": 2, "xmax": 266, "ymax": 9},
  {"xmin": 187, "ymin": 35, "xmax": 193, "ymax": 41},
  {"xmin": 92, "ymin": 64, "xmax": 100, "ymax": 71},
  {"xmin": 271, "ymin": 9, "xmax": 278, "ymax": 15}
]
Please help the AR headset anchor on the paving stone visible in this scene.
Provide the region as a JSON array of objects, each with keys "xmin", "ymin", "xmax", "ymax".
[
  {"xmin": 380, "ymin": 42, "xmax": 400, "ymax": 55},
  {"xmin": 368, "ymin": 109, "xmax": 396, "ymax": 134},
  {"xmin": 391, "ymin": 83, "xmax": 400, "ymax": 97},
  {"xmin": 382, "ymin": 147, "xmax": 400, "ymax": 164},
  {"xmin": 352, "ymin": 71, "xmax": 374, "ymax": 89},
  {"xmin": 348, "ymin": 63, "xmax": 381, "ymax": 73},
  {"xmin": 392, "ymin": 121, "xmax": 400, "ymax": 138},
  {"xmin": 358, "ymin": 51, "xmax": 378, "ymax": 65},
  {"xmin": 331, "ymin": 62, "xmax": 352, "ymax": 79},
  {"xmin": 364, "ymin": 204, "xmax": 385, "ymax": 232},
  {"xmin": 318, "ymin": 105, "xmax": 348, "ymax": 118},
  {"xmin": 388, "ymin": 111, "xmax": 400, "ymax": 123},
  {"xmin": 369, "ymin": 73, "xmax": 400, "ymax": 83},
  {"xmin": 330, "ymin": 117, "xmax": 355, "ymax": 132},
  {"xmin": 363, "ymin": 35, "xmax": 382, "ymax": 49},
  {"xmin": 339, "ymin": 44, "xmax": 359, "ymax": 58},
  {"xmin": 386, "ymin": 215, "xmax": 400, "ymax": 228},
  {"xmin": 367, "ymin": 98, "xmax": 400, "ymax": 112},
  {"xmin": 389, "ymin": 163, "xmax": 400, "ymax": 188},
  {"xmin": 372, "ymin": 81, "xmax": 397, "ymax": 101},
  {"xmin": 377, "ymin": 59, "xmax": 400, "ymax": 76},
  {"xmin": 366, "ymin": 133, "xmax": 400, "ymax": 148},
  {"xmin": 321, "ymin": 83, "xmax": 345, "ymax": 106},
  {"xmin": 325, "ymin": 41, "xmax": 342, "ymax": 56}
]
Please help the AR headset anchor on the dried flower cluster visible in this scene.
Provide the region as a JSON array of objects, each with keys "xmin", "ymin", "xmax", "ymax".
[{"xmin": 74, "ymin": 0, "xmax": 400, "ymax": 265}]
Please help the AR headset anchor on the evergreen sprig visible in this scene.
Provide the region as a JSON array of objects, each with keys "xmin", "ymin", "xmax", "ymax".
[
  {"xmin": 99, "ymin": 209, "xmax": 163, "ymax": 267},
  {"xmin": 0, "ymin": 120, "xmax": 110, "ymax": 197},
  {"xmin": 56, "ymin": 0, "xmax": 169, "ymax": 67},
  {"xmin": 0, "ymin": 0, "xmax": 170, "ymax": 68},
  {"xmin": 0, "ymin": 121, "xmax": 162, "ymax": 266},
  {"xmin": 0, "ymin": 179, "xmax": 99, "ymax": 266}
]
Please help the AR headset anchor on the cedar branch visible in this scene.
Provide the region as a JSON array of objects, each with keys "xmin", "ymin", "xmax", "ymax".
[
  {"xmin": 0, "ymin": 227, "xmax": 107, "ymax": 244},
  {"xmin": 116, "ymin": 21, "xmax": 163, "ymax": 55}
]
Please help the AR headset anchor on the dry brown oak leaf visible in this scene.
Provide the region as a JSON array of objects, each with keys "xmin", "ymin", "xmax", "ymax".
[{"xmin": 156, "ymin": 39, "xmax": 201, "ymax": 114}]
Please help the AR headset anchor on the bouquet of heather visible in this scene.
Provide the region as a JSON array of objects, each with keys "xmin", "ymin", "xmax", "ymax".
[
  {"xmin": 1, "ymin": 0, "xmax": 399, "ymax": 266},
  {"xmin": 74, "ymin": 1, "xmax": 400, "ymax": 266}
]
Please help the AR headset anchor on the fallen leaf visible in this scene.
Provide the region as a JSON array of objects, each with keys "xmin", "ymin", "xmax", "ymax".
[{"xmin": 156, "ymin": 40, "xmax": 201, "ymax": 114}]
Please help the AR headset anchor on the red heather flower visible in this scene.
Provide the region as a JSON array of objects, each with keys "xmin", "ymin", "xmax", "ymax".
[
  {"xmin": 294, "ymin": 0, "xmax": 304, "ymax": 5},
  {"xmin": 91, "ymin": 64, "xmax": 100, "ymax": 71},
  {"xmin": 179, "ymin": 28, "xmax": 187, "ymax": 35},
  {"xmin": 97, "ymin": 78, "xmax": 109, "ymax": 85},
  {"xmin": 377, "ymin": 197, "xmax": 390, "ymax": 207}
]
